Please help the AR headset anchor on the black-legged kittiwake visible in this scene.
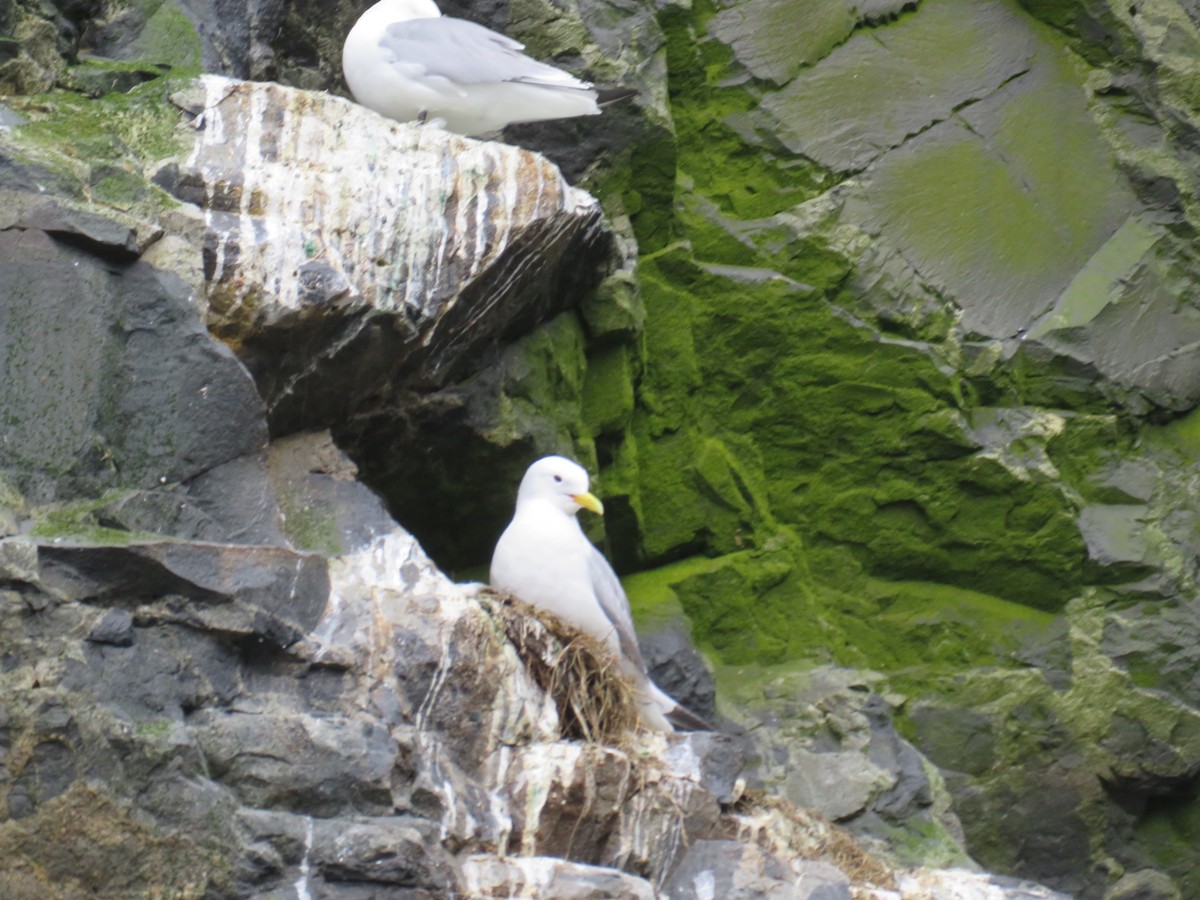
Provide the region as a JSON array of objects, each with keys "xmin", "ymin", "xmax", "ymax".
[
  {"xmin": 491, "ymin": 455, "xmax": 711, "ymax": 732},
  {"xmin": 343, "ymin": 0, "xmax": 606, "ymax": 135}
]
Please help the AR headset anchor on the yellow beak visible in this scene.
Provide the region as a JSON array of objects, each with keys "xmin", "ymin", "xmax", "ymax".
[{"xmin": 573, "ymin": 491, "xmax": 604, "ymax": 515}]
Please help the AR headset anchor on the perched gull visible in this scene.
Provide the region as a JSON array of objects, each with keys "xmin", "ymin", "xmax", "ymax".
[
  {"xmin": 343, "ymin": 0, "xmax": 604, "ymax": 135},
  {"xmin": 491, "ymin": 455, "xmax": 710, "ymax": 732}
]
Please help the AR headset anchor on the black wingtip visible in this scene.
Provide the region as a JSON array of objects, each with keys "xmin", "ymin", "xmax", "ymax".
[
  {"xmin": 667, "ymin": 703, "xmax": 716, "ymax": 733},
  {"xmin": 597, "ymin": 87, "xmax": 639, "ymax": 108}
]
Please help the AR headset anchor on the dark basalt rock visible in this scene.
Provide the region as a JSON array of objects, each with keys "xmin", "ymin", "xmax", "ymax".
[
  {"xmin": 86, "ymin": 607, "xmax": 135, "ymax": 646},
  {"xmin": 0, "ymin": 213, "xmax": 270, "ymax": 521},
  {"xmin": 641, "ymin": 619, "xmax": 718, "ymax": 722}
]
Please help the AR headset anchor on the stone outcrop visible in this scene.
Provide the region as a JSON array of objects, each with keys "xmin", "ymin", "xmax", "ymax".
[
  {"xmin": 0, "ymin": 421, "xmax": 1029, "ymax": 896},
  {"xmin": 157, "ymin": 75, "xmax": 611, "ymax": 434}
]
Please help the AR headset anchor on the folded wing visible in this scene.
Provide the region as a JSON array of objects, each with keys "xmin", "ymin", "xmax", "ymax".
[
  {"xmin": 382, "ymin": 17, "xmax": 595, "ymax": 90},
  {"xmin": 586, "ymin": 543, "xmax": 649, "ymax": 674}
]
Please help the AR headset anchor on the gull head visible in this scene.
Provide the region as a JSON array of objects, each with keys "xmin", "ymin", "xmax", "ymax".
[{"xmin": 517, "ymin": 456, "xmax": 604, "ymax": 517}]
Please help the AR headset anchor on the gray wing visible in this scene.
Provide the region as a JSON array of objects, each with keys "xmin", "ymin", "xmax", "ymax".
[
  {"xmin": 382, "ymin": 17, "xmax": 592, "ymax": 89},
  {"xmin": 586, "ymin": 544, "xmax": 649, "ymax": 673}
]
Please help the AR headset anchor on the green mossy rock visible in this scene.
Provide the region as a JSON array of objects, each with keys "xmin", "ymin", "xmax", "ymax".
[{"xmin": 501, "ymin": 0, "xmax": 1200, "ymax": 891}]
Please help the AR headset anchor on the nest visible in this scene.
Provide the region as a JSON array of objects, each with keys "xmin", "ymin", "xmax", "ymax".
[{"xmin": 482, "ymin": 589, "xmax": 642, "ymax": 745}]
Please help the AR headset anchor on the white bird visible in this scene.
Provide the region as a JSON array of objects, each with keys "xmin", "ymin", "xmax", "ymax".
[
  {"xmin": 491, "ymin": 455, "xmax": 710, "ymax": 732},
  {"xmin": 342, "ymin": 0, "xmax": 604, "ymax": 135}
]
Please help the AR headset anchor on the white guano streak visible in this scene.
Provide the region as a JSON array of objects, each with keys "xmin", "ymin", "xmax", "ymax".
[
  {"xmin": 189, "ymin": 78, "xmax": 583, "ymax": 335},
  {"xmin": 293, "ymin": 816, "xmax": 314, "ymax": 900}
]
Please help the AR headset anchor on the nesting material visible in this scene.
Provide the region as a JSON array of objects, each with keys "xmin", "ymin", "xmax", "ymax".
[{"xmin": 483, "ymin": 589, "xmax": 641, "ymax": 745}]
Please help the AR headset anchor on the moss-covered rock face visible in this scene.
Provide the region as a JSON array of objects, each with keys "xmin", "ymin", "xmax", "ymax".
[
  {"xmin": 453, "ymin": 0, "xmax": 1200, "ymax": 894},
  {"xmin": 635, "ymin": 250, "xmax": 1089, "ymax": 608}
]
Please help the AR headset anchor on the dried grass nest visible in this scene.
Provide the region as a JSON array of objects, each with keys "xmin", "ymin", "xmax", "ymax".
[{"xmin": 481, "ymin": 588, "xmax": 642, "ymax": 745}]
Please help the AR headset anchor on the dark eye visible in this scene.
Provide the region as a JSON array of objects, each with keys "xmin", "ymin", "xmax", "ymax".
[{"xmin": 553, "ymin": 474, "xmax": 563, "ymax": 483}]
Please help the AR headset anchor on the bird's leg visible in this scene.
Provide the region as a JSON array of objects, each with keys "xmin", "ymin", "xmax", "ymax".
[{"xmin": 415, "ymin": 109, "xmax": 449, "ymax": 131}]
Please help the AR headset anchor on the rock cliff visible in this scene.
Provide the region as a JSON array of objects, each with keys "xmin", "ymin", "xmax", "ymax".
[{"xmin": 2, "ymin": 0, "xmax": 1200, "ymax": 897}]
